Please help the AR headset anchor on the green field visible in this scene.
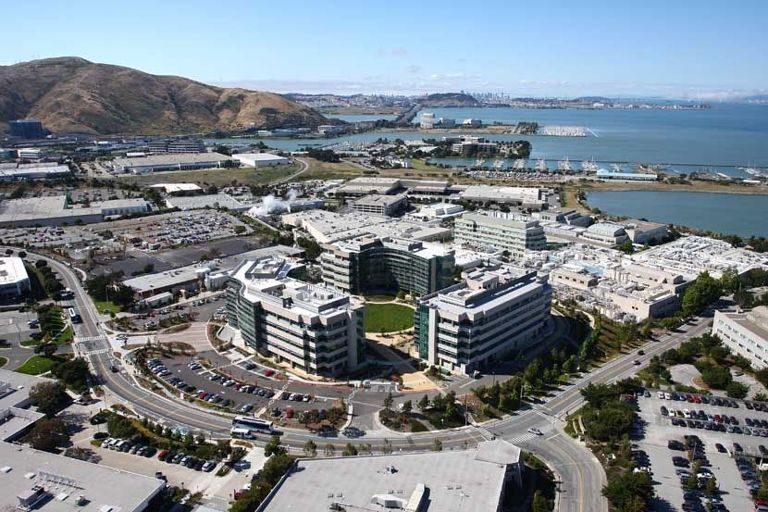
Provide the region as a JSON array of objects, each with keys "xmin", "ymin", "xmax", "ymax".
[
  {"xmin": 15, "ymin": 355, "xmax": 59, "ymax": 375},
  {"xmin": 94, "ymin": 300, "xmax": 122, "ymax": 315},
  {"xmin": 0, "ymin": 357, "xmax": 7, "ymax": 368},
  {"xmin": 364, "ymin": 303, "xmax": 414, "ymax": 333},
  {"xmin": 54, "ymin": 326, "xmax": 74, "ymax": 345}
]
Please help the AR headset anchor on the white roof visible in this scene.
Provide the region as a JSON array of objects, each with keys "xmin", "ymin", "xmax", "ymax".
[
  {"xmin": 149, "ymin": 183, "xmax": 202, "ymax": 193},
  {"xmin": 233, "ymin": 152, "xmax": 288, "ymax": 162},
  {"xmin": 0, "ymin": 257, "xmax": 28, "ymax": 286}
]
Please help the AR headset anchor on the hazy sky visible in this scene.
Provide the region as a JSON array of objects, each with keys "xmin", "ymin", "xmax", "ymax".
[{"xmin": 2, "ymin": 0, "xmax": 766, "ymax": 98}]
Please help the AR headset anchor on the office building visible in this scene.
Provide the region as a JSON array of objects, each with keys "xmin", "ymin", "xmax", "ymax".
[
  {"xmin": 260, "ymin": 439, "xmax": 523, "ymax": 512},
  {"xmin": 624, "ymin": 219, "xmax": 669, "ymax": 245},
  {"xmin": 712, "ymin": 307, "xmax": 768, "ymax": 369},
  {"xmin": 147, "ymin": 138, "xmax": 205, "ymax": 154},
  {"xmin": 350, "ymin": 193, "xmax": 407, "ymax": 216},
  {"xmin": 416, "ymin": 267, "xmax": 551, "ymax": 374},
  {"xmin": 581, "ymin": 222, "xmax": 629, "ymax": 247},
  {"xmin": 226, "ymin": 257, "xmax": 365, "ymax": 377},
  {"xmin": 0, "ymin": 257, "xmax": 31, "ymax": 301},
  {"xmin": 455, "ymin": 211, "xmax": 547, "ymax": 259},
  {"xmin": 334, "ymin": 177, "xmax": 402, "ymax": 196},
  {"xmin": 458, "ymin": 185, "xmax": 552, "ymax": 209},
  {"xmin": 321, "ymin": 236, "xmax": 455, "ymax": 296},
  {"xmin": 419, "ymin": 112, "xmax": 435, "ymax": 129},
  {"xmin": 413, "ymin": 202, "xmax": 464, "ymax": 220},
  {"xmin": 8, "ymin": 119, "xmax": 46, "ymax": 139},
  {"xmin": 232, "ymin": 153, "xmax": 290, "ymax": 167},
  {"xmin": 110, "ymin": 152, "xmax": 233, "ymax": 174}
]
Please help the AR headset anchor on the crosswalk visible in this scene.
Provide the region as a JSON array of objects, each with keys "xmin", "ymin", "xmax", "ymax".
[{"xmin": 504, "ymin": 432, "xmax": 539, "ymax": 445}]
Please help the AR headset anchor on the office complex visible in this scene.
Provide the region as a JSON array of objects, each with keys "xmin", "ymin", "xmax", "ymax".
[
  {"xmin": 581, "ymin": 222, "xmax": 630, "ymax": 247},
  {"xmin": 110, "ymin": 152, "xmax": 233, "ymax": 174},
  {"xmin": 455, "ymin": 211, "xmax": 547, "ymax": 259},
  {"xmin": 260, "ymin": 439, "xmax": 524, "ymax": 512},
  {"xmin": 0, "ymin": 257, "xmax": 31, "ymax": 301},
  {"xmin": 416, "ymin": 267, "xmax": 552, "ymax": 374},
  {"xmin": 0, "ymin": 196, "xmax": 151, "ymax": 228},
  {"xmin": 712, "ymin": 307, "xmax": 768, "ymax": 369},
  {"xmin": 147, "ymin": 138, "xmax": 205, "ymax": 154},
  {"xmin": 321, "ymin": 236, "xmax": 455, "ymax": 296},
  {"xmin": 226, "ymin": 257, "xmax": 365, "ymax": 377},
  {"xmin": 350, "ymin": 193, "xmax": 408, "ymax": 216}
]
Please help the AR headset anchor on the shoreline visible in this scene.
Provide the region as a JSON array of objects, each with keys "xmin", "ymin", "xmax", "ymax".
[{"xmin": 575, "ymin": 180, "xmax": 768, "ymax": 197}]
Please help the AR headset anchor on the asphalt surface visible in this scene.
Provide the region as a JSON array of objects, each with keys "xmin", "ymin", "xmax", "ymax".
[{"xmin": 14, "ymin": 247, "xmax": 721, "ymax": 512}]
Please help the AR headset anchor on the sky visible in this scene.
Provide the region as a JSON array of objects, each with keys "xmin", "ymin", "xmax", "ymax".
[{"xmin": 1, "ymin": 0, "xmax": 766, "ymax": 98}]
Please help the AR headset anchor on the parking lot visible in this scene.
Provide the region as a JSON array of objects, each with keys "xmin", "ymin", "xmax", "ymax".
[{"xmin": 636, "ymin": 390, "xmax": 763, "ymax": 511}]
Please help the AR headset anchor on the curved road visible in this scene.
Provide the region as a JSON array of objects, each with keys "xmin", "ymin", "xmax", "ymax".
[{"xmin": 22, "ymin": 248, "xmax": 714, "ymax": 512}]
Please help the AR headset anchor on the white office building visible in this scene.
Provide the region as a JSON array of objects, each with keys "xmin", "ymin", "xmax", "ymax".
[
  {"xmin": 416, "ymin": 267, "xmax": 552, "ymax": 374},
  {"xmin": 349, "ymin": 193, "xmax": 407, "ymax": 216},
  {"xmin": 712, "ymin": 307, "xmax": 768, "ymax": 369},
  {"xmin": 455, "ymin": 211, "xmax": 547, "ymax": 259},
  {"xmin": 0, "ymin": 257, "xmax": 31, "ymax": 300},
  {"xmin": 226, "ymin": 257, "xmax": 365, "ymax": 377},
  {"xmin": 232, "ymin": 153, "xmax": 290, "ymax": 167}
]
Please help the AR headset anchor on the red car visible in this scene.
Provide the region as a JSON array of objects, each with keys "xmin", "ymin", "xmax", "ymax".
[{"xmin": 693, "ymin": 395, "xmax": 702, "ymax": 404}]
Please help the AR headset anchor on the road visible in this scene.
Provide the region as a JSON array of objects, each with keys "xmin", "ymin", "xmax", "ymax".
[{"xmin": 17, "ymin": 248, "xmax": 714, "ymax": 512}]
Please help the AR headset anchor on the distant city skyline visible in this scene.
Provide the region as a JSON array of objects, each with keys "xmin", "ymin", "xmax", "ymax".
[{"xmin": 1, "ymin": 0, "xmax": 766, "ymax": 99}]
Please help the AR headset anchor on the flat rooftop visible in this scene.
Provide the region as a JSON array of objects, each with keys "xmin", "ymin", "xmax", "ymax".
[
  {"xmin": 233, "ymin": 153, "xmax": 289, "ymax": 162},
  {"xmin": 0, "ymin": 196, "xmax": 149, "ymax": 224},
  {"xmin": 0, "ymin": 442, "xmax": 163, "ymax": 512},
  {"xmin": 166, "ymin": 193, "xmax": 248, "ymax": 211},
  {"xmin": 112, "ymin": 152, "xmax": 231, "ymax": 168},
  {"xmin": 0, "ymin": 257, "xmax": 29, "ymax": 285},
  {"xmin": 351, "ymin": 193, "xmax": 406, "ymax": 207},
  {"xmin": 260, "ymin": 442, "xmax": 517, "ymax": 512},
  {"xmin": 149, "ymin": 183, "xmax": 202, "ymax": 194}
]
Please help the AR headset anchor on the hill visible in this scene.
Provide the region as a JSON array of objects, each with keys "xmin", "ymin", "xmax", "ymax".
[
  {"xmin": 0, "ymin": 57, "xmax": 327, "ymax": 135},
  {"xmin": 417, "ymin": 93, "xmax": 480, "ymax": 108}
]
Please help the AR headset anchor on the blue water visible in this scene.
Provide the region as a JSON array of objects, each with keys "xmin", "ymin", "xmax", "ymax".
[
  {"xmin": 208, "ymin": 104, "xmax": 768, "ymax": 172},
  {"xmin": 586, "ymin": 190, "xmax": 768, "ymax": 238},
  {"xmin": 331, "ymin": 114, "xmax": 398, "ymax": 122}
]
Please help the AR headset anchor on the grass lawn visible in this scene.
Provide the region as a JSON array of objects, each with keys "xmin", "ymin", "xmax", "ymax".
[
  {"xmin": 121, "ymin": 165, "xmax": 299, "ymax": 188},
  {"xmin": 20, "ymin": 339, "xmax": 40, "ymax": 347},
  {"xmin": 364, "ymin": 303, "xmax": 414, "ymax": 333},
  {"xmin": 363, "ymin": 293, "xmax": 397, "ymax": 302},
  {"xmin": 15, "ymin": 355, "xmax": 59, "ymax": 375},
  {"xmin": 0, "ymin": 356, "xmax": 7, "ymax": 368},
  {"xmin": 54, "ymin": 326, "xmax": 74, "ymax": 345},
  {"xmin": 94, "ymin": 300, "xmax": 122, "ymax": 315}
]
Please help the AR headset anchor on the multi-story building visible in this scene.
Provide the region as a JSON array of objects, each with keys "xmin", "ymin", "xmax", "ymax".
[
  {"xmin": 454, "ymin": 211, "xmax": 547, "ymax": 259},
  {"xmin": 349, "ymin": 194, "xmax": 407, "ymax": 217},
  {"xmin": 581, "ymin": 222, "xmax": 629, "ymax": 247},
  {"xmin": 147, "ymin": 138, "xmax": 205, "ymax": 154},
  {"xmin": 712, "ymin": 307, "xmax": 768, "ymax": 369},
  {"xmin": 226, "ymin": 257, "xmax": 365, "ymax": 377},
  {"xmin": 8, "ymin": 119, "xmax": 46, "ymax": 139},
  {"xmin": 415, "ymin": 267, "xmax": 552, "ymax": 374},
  {"xmin": 321, "ymin": 236, "xmax": 455, "ymax": 296},
  {"xmin": 0, "ymin": 257, "xmax": 31, "ymax": 301}
]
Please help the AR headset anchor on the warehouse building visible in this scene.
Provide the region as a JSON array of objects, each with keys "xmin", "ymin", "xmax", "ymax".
[
  {"xmin": 712, "ymin": 307, "xmax": 768, "ymax": 369},
  {"xmin": 459, "ymin": 185, "xmax": 552, "ymax": 209},
  {"xmin": 0, "ymin": 163, "xmax": 71, "ymax": 182},
  {"xmin": 232, "ymin": 153, "xmax": 290, "ymax": 167},
  {"xmin": 321, "ymin": 235, "xmax": 455, "ymax": 296},
  {"xmin": 226, "ymin": 257, "xmax": 365, "ymax": 377},
  {"xmin": 0, "ymin": 196, "xmax": 151, "ymax": 228},
  {"xmin": 110, "ymin": 153, "xmax": 233, "ymax": 174},
  {"xmin": 333, "ymin": 177, "xmax": 402, "ymax": 196},
  {"xmin": 165, "ymin": 193, "xmax": 249, "ymax": 212},
  {"xmin": 416, "ymin": 267, "xmax": 551, "ymax": 374},
  {"xmin": 455, "ymin": 211, "xmax": 547, "ymax": 259},
  {"xmin": 0, "ymin": 257, "xmax": 31, "ymax": 301},
  {"xmin": 259, "ymin": 439, "xmax": 524, "ymax": 512},
  {"xmin": 147, "ymin": 138, "xmax": 205, "ymax": 154},
  {"xmin": 350, "ymin": 193, "xmax": 407, "ymax": 217}
]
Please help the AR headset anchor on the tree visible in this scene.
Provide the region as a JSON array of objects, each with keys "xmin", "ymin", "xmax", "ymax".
[
  {"xmin": 51, "ymin": 358, "xmax": 93, "ymax": 393},
  {"xmin": 615, "ymin": 238, "xmax": 635, "ymax": 254},
  {"xmin": 382, "ymin": 438, "xmax": 393, "ymax": 454},
  {"xmin": 324, "ymin": 443, "xmax": 336, "ymax": 456},
  {"xmin": 432, "ymin": 438, "xmax": 443, "ymax": 451},
  {"xmin": 29, "ymin": 382, "xmax": 70, "ymax": 416},
  {"xmin": 342, "ymin": 443, "xmax": 358, "ymax": 456},
  {"xmin": 602, "ymin": 470, "xmax": 654, "ymax": 512},
  {"xmin": 383, "ymin": 392, "xmax": 393, "ymax": 411},
  {"xmin": 726, "ymin": 381, "xmax": 749, "ymax": 399},
  {"xmin": 699, "ymin": 365, "xmax": 732, "ymax": 389},
  {"xmin": 264, "ymin": 435, "xmax": 286, "ymax": 457},
  {"xmin": 532, "ymin": 490, "xmax": 553, "ymax": 512},
  {"xmin": 704, "ymin": 476, "xmax": 718, "ymax": 495},
  {"xmin": 754, "ymin": 392, "xmax": 768, "ymax": 402},
  {"xmin": 303, "ymin": 439, "xmax": 317, "ymax": 457},
  {"xmin": 27, "ymin": 417, "xmax": 68, "ymax": 452},
  {"xmin": 682, "ymin": 272, "xmax": 722, "ymax": 317},
  {"xmin": 402, "ymin": 400, "xmax": 412, "ymax": 415},
  {"xmin": 418, "ymin": 394, "xmax": 430, "ymax": 411}
]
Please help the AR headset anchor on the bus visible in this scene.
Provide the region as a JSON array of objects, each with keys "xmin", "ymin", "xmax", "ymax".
[
  {"xmin": 68, "ymin": 308, "xmax": 82, "ymax": 324},
  {"xmin": 232, "ymin": 416, "xmax": 273, "ymax": 433},
  {"xmin": 230, "ymin": 427, "xmax": 254, "ymax": 439}
]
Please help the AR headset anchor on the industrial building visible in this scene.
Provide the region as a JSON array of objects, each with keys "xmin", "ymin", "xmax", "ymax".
[
  {"xmin": 595, "ymin": 168, "xmax": 658, "ymax": 181},
  {"xmin": 623, "ymin": 219, "xmax": 669, "ymax": 245},
  {"xmin": 0, "ymin": 196, "xmax": 151, "ymax": 228},
  {"xmin": 0, "ymin": 369, "xmax": 48, "ymax": 442},
  {"xmin": 413, "ymin": 202, "xmax": 465, "ymax": 220},
  {"xmin": 333, "ymin": 177, "xmax": 402, "ymax": 196},
  {"xmin": 0, "ymin": 257, "xmax": 31, "ymax": 301},
  {"xmin": 350, "ymin": 193, "xmax": 408, "ymax": 217},
  {"xmin": 455, "ymin": 211, "xmax": 547, "ymax": 259},
  {"xmin": 321, "ymin": 236, "xmax": 455, "ymax": 296},
  {"xmin": 8, "ymin": 119, "xmax": 46, "ymax": 139},
  {"xmin": 712, "ymin": 307, "xmax": 768, "ymax": 369},
  {"xmin": 110, "ymin": 153, "xmax": 233, "ymax": 174},
  {"xmin": 165, "ymin": 193, "xmax": 250, "ymax": 212},
  {"xmin": 458, "ymin": 185, "xmax": 552, "ymax": 209},
  {"xmin": 416, "ymin": 267, "xmax": 552, "ymax": 374},
  {"xmin": 226, "ymin": 257, "xmax": 365, "ymax": 377},
  {"xmin": 260, "ymin": 439, "xmax": 523, "ymax": 511},
  {"xmin": 148, "ymin": 183, "xmax": 203, "ymax": 195},
  {"xmin": 0, "ymin": 163, "xmax": 71, "ymax": 182},
  {"xmin": 232, "ymin": 153, "xmax": 290, "ymax": 167}
]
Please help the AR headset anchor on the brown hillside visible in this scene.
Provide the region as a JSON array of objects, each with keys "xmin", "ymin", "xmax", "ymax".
[{"xmin": 0, "ymin": 57, "xmax": 326, "ymax": 135}]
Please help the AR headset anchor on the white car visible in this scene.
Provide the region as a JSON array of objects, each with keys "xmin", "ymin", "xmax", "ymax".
[
  {"xmin": 657, "ymin": 391, "xmax": 665, "ymax": 399},
  {"xmin": 664, "ymin": 392, "xmax": 672, "ymax": 400}
]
